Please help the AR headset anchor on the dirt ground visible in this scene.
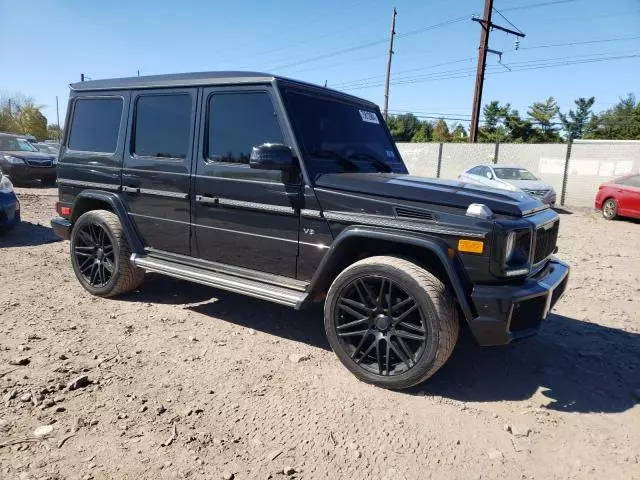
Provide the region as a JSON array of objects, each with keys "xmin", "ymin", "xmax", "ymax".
[{"xmin": 0, "ymin": 186, "xmax": 639, "ymax": 480}]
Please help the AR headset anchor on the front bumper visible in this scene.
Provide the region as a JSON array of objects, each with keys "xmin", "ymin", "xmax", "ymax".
[
  {"xmin": 51, "ymin": 216, "xmax": 71, "ymax": 240},
  {"xmin": 468, "ymin": 258, "xmax": 569, "ymax": 345},
  {"xmin": 0, "ymin": 191, "xmax": 20, "ymax": 229},
  {"xmin": 1, "ymin": 163, "xmax": 57, "ymax": 181}
]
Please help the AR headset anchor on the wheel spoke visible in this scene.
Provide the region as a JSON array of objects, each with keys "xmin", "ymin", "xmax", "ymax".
[
  {"xmin": 103, "ymin": 244, "xmax": 114, "ymax": 255},
  {"xmin": 396, "ymin": 321, "xmax": 425, "ymax": 334},
  {"xmin": 74, "ymin": 250, "xmax": 94, "ymax": 258},
  {"xmin": 355, "ymin": 339, "xmax": 377, "ymax": 365},
  {"xmin": 103, "ymin": 258, "xmax": 115, "ymax": 273},
  {"xmin": 356, "ymin": 279, "xmax": 377, "ymax": 307},
  {"xmin": 79, "ymin": 256, "xmax": 93, "ymax": 273},
  {"xmin": 386, "ymin": 281, "xmax": 393, "ymax": 313},
  {"xmin": 74, "ymin": 245, "xmax": 94, "ymax": 251},
  {"xmin": 338, "ymin": 300, "xmax": 370, "ymax": 319},
  {"xmin": 376, "ymin": 340, "xmax": 383, "ymax": 375},
  {"xmin": 89, "ymin": 263, "xmax": 99, "ymax": 285},
  {"xmin": 338, "ymin": 329, "xmax": 370, "ymax": 338},
  {"xmin": 337, "ymin": 317, "xmax": 369, "ymax": 330},
  {"xmin": 350, "ymin": 329, "xmax": 372, "ymax": 360},
  {"xmin": 385, "ymin": 339, "xmax": 390, "ymax": 375},
  {"xmin": 392, "ymin": 296, "xmax": 414, "ymax": 314},
  {"xmin": 376, "ymin": 278, "xmax": 386, "ymax": 308},
  {"xmin": 393, "ymin": 302, "xmax": 418, "ymax": 325},
  {"xmin": 388, "ymin": 339, "xmax": 412, "ymax": 370},
  {"xmin": 396, "ymin": 336, "xmax": 414, "ymax": 361},
  {"xmin": 78, "ymin": 229, "xmax": 94, "ymax": 246}
]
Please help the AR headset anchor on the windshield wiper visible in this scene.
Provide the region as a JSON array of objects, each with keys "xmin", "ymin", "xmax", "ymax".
[
  {"xmin": 308, "ymin": 149, "xmax": 359, "ymax": 172},
  {"xmin": 346, "ymin": 153, "xmax": 392, "ymax": 173}
]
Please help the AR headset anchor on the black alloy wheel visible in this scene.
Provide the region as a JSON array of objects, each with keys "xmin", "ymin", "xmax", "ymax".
[
  {"xmin": 335, "ymin": 275, "xmax": 428, "ymax": 376},
  {"xmin": 73, "ymin": 222, "xmax": 115, "ymax": 288}
]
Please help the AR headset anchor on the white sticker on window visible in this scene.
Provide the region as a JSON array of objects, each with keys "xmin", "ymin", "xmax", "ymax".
[
  {"xmin": 359, "ymin": 109, "xmax": 379, "ymax": 124},
  {"xmin": 385, "ymin": 150, "xmax": 395, "ymax": 159}
]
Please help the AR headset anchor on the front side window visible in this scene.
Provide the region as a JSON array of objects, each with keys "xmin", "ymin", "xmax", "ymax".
[
  {"xmin": 207, "ymin": 92, "xmax": 283, "ymax": 164},
  {"xmin": 133, "ymin": 94, "xmax": 192, "ymax": 159},
  {"xmin": 68, "ymin": 97, "xmax": 123, "ymax": 153},
  {"xmin": 468, "ymin": 166, "xmax": 484, "ymax": 175},
  {"xmin": 282, "ymin": 88, "xmax": 406, "ymax": 178}
]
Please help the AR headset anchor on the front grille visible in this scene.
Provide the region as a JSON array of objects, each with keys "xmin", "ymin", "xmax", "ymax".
[
  {"xmin": 25, "ymin": 158, "xmax": 53, "ymax": 167},
  {"xmin": 509, "ymin": 296, "xmax": 547, "ymax": 332},
  {"xmin": 394, "ymin": 207, "xmax": 436, "ymax": 221},
  {"xmin": 523, "ymin": 189, "xmax": 549, "ymax": 197},
  {"xmin": 533, "ymin": 220, "xmax": 559, "ymax": 264}
]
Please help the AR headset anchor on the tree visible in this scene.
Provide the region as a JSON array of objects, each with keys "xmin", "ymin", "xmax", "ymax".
[
  {"xmin": 559, "ymin": 97, "xmax": 595, "ymax": 140},
  {"xmin": 528, "ymin": 97, "xmax": 561, "ymax": 142},
  {"xmin": 386, "ymin": 113, "xmax": 421, "ymax": 142},
  {"xmin": 479, "ymin": 101, "xmax": 509, "ymax": 142},
  {"xmin": 16, "ymin": 104, "xmax": 48, "ymax": 141},
  {"xmin": 450, "ymin": 123, "xmax": 468, "ymax": 143},
  {"xmin": 585, "ymin": 94, "xmax": 640, "ymax": 140},
  {"xmin": 411, "ymin": 120, "xmax": 433, "ymax": 143},
  {"xmin": 504, "ymin": 109, "xmax": 536, "ymax": 143},
  {"xmin": 47, "ymin": 124, "xmax": 63, "ymax": 141},
  {"xmin": 432, "ymin": 119, "xmax": 450, "ymax": 142}
]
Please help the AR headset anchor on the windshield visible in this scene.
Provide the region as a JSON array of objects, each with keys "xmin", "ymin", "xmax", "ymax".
[
  {"xmin": 281, "ymin": 88, "xmax": 407, "ymax": 178},
  {"xmin": 493, "ymin": 167, "xmax": 537, "ymax": 181},
  {"xmin": 0, "ymin": 136, "xmax": 39, "ymax": 152}
]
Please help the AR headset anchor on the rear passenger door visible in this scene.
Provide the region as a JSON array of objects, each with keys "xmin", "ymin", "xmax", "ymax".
[
  {"xmin": 193, "ymin": 87, "xmax": 301, "ymax": 278},
  {"xmin": 122, "ymin": 89, "xmax": 197, "ymax": 255}
]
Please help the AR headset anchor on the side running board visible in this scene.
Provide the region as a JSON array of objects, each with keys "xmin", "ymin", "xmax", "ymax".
[{"xmin": 130, "ymin": 254, "xmax": 307, "ymax": 309}]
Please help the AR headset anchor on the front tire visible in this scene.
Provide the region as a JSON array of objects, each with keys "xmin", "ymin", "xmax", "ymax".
[
  {"xmin": 324, "ymin": 256, "xmax": 459, "ymax": 390},
  {"xmin": 602, "ymin": 198, "xmax": 618, "ymax": 220},
  {"xmin": 70, "ymin": 210, "xmax": 144, "ymax": 297}
]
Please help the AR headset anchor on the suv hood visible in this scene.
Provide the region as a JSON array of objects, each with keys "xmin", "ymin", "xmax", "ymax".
[
  {"xmin": 1, "ymin": 150, "xmax": 54, "ymax": 160},
  {"xmin": 315, "ymin": 173, "xmax": 545, "ymax": 217}
]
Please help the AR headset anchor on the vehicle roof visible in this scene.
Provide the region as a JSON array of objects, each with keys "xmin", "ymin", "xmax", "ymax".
[
  {"xmin": 0, "ymin": 132, "xmax": 20, "ymax": 138},
  {"xmin": 69, "ymin": 71, "xmax": 377, "ymax": 107}
]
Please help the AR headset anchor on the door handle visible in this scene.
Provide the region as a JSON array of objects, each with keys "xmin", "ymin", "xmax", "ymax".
[
  {"xmin": 196, "ymin": 195, "xmax": 219, "ymax": 206},
  {"xmin": 122, "ymin": 186, "xmax": 140, "ymax": 194}
]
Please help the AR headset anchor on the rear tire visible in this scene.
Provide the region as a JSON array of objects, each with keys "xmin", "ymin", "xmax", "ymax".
[
  {"xmin": 324, "ymin": 255, "xmax": 459, "ymax": 390},
  {"xmin": 602, "ymin": 198, "xmax": 618, "ymax": 220},
  {"xmin": 70, "ymin": 210, "xmax": 144, "ymax": 297},
  {"xmin": 41, "ymin": 176, "xmax": 57, "ymax": 187}
]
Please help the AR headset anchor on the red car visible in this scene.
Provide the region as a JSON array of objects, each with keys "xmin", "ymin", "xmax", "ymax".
[{"xmin": 595, "ymin": 173, "xmax": 640, "ymax": 220}]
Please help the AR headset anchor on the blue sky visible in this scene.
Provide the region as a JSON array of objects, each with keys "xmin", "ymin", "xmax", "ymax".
[{"xmin": 1, "ymin": 0, "xmax": 638, "ymax": 128}]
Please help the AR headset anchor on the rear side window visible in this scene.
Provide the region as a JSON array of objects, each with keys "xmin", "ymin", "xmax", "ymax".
[
  {"xmin": 133, "ymin": 94, "xmax": 192, "ymax": 159},
  {"xmin": 68, "ymin": 98, "xmax": 123, "ymax": 153},
  {"xmin": 207, "ymin": 92, "xmax": 283, "ymax": 164},
  {"xmin": 616, "ymin": 175, "xmax": 640, "ymax": 187},
  {"xmin": 468, "ymin": 166, "xmax": 484, "ymax": 175}
]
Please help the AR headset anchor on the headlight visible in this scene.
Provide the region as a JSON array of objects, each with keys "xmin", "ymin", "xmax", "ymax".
[
  {"xmin": 504, "ymin": 232, "xmax": 516, "ymax": 261},
  {"xmin": 2, "ymin": 155, "xmax": 25, "ymax": 165},
  {"xmin": 0, "ymin": 175, "xmax": 14, "ymax": 194}
]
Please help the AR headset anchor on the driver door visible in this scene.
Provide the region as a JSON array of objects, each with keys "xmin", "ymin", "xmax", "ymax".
[{"xmin": 192, "ymin": 86, "xmax": 301, "ymax": 278}]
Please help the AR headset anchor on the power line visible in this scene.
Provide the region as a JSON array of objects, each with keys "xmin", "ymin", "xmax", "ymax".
[
  {"xmin": 492, "ymin": 8, "xmax": 524, "ymax": 34},
  {"xmin": 500, "ymin": 0, "xmax": 578, "ymax": 13},
  {"xmin": 518, "ymin": 35, "xmax": 640, "ymax": 51}
]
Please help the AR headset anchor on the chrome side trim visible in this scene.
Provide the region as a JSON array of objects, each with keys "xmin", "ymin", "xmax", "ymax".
[
  {"xmin": 301, "ymin": 209, "xmax": 323, "ymax": 219},
  {"xmin": 56, "ymin": 179, "xmax": 120, "ymax": 191},
  {"xmin": 139, "ymin": 188, "xmax": 188, "ymax": 199},
  {"xmin": 323, "ymin": 211, "xmax": 486, "ymax": 238},
  {"xmin": 218, "ymin": 198, "xmax": 296, "ymax": 215},
  {"xmin": 130, "ymin": 253, "xmax": 306, "ymax": 308}
]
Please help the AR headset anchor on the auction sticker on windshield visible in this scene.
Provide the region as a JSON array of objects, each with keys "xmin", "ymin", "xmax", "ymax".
[{"xmin": 359, "ymin": 110, "xmax": 379, "ymax": 124}]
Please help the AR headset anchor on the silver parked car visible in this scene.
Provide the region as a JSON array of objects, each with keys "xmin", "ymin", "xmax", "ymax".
[{"xmin": 459, "ymin": 164, "xmax": 556, "ymax": 206}]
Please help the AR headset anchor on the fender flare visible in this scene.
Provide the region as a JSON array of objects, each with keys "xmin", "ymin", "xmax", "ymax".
[
  {"xmin": 72, "ymin": 190, "xmax": 145, "ymax": 254},
  {"xmin": 305, "ymin": 225, "xmax": 474, "ymax": 322}
]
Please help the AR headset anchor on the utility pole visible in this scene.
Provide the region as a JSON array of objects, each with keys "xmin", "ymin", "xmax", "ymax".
[
  {"xmin": 469, "ymin": 0, "xmax": 525, "ymax": 142},
  {"xmin": 383, "ymin": 7, "xmax": 397, "ymax": 121},
  {"xmin": 81, "ymin": 73, "xmax": 85, "ymax": 82},
  {"xmin": 56, "ymin": 96, "xmax": 61, "ymax": 140}
]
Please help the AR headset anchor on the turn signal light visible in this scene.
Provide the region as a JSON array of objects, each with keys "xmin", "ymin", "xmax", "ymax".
[
  {"xmin": 458, "ymin": 239, "xmax": 484, "ymax": 254},
  {"xmin": 56, "ymin": 202, "xmax": 71, "ymax": 217}
]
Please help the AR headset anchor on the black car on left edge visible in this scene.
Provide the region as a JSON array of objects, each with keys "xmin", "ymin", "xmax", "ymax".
[{"xmin": 0, "ymin": 133, "xmax": 57, "ymax": 185}]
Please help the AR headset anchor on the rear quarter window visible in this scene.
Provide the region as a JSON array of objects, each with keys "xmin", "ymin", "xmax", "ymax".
[{"xmin": 68, "ymin": 97, "xmax": 123, "ymax": 153}]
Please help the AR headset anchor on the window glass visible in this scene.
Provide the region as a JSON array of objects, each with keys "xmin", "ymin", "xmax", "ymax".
[
  {"xmin": 468, "ymin": 166, "xmax": 484, "ymax": 175},
  {"xmin": 616, "ymin": 175, "xmax": 640, "ymax": 187},
  {"xmin": 68, "ymin": 98, "xmax": 122, "ymax": 153},
  {"xmin": 493, "ymin": 168, "xmax": 537, "ymax": 180},
  {"xmin": 134, "ymin": 94, "xmax": 192, "ymax": 159},
  {"xmin": 207, "ymin": 92, "xmax": 283, "ymax": 164}
]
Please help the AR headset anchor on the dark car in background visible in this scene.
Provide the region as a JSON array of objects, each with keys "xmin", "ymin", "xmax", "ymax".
[
  {"xmin": 0, "ymin": 133, "xmax": 57, "ymax": 185},
  {"xmin": 35, "ymin": 142, "xmax": 60, "ymax": 156},
  {"xmin": 595, "ymin": 173, "xmax": 640, "ymax": 220},
  {"xmin": 0, "ymin": 171, "xmax": 20, "ymax": 230}
]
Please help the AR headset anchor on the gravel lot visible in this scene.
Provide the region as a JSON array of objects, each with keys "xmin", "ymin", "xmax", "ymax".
[{"xmin": 1, "ymin": 186, "xmax": 639, "ymax": 480}]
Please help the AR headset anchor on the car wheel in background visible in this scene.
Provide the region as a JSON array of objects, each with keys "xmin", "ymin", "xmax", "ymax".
[
  {"xmin": 602, "ymin": 198, "xmax": 618, "ymax": 220},
  {"xmin": 41, "ymin": 176, "xmax": 57, "ymax": 187}
]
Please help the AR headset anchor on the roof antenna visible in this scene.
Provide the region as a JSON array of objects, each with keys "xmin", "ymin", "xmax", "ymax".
[{"xmin": 324, "ymin": 80, "xmax": 327, "ymax": 88}]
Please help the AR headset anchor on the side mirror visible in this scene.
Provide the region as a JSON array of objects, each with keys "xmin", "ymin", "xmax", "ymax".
[
  {"xmin": 250, "ymin": 144, "xmax": 294, "ymax": 171},
  {"xmin": 485, "ymin": 171, "xmax": 493, "ymax": 179}
]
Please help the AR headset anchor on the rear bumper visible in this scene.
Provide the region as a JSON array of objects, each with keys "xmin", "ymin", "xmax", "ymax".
[
  {"xmin": 0, "ymin": 192, "xmax": 20, "ymax": 229},
  {"xmin": 468, "ymin": 258, "xmax": 569, "ymax": 346},
  {"xmin": 51, "ymin": 216, "xmax": 71, "ymax": 240}
]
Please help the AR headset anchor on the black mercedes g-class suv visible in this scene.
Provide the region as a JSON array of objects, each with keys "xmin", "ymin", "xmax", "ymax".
[{"xmin": 51, "ymin": 72, "xmax": 569, "ymax": 390}]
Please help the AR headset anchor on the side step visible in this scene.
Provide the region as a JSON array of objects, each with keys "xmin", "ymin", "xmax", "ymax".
[{"xmin": 130, "ymin": 254, "xmax": 307, "ymax": 309}]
